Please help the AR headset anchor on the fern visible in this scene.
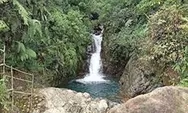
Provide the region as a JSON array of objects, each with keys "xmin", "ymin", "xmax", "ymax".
[
  {"xmin": 16, "ymin": 41, "xmax": 37, "ymax": 61},
  {"xmin": 20, "ymin": 52, "xmax": 28, "ymax": 61},
  {"xmin": 16, "ymin": 41, "xmax": 26, "ymax": 53},
  {"xmin": 28, "ymin": 19, "xmax": 42, "ymax": 38},
  {"xmin": 13, "ymin": 0, "xmax": 30, "ymax": 25}
]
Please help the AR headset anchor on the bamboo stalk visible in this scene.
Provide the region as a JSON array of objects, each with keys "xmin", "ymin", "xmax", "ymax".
[
  {"xmin": 11, "ymin": 66, "xmax": 14, "ymax": 112},
  {"xmin": 31, "ymin": 74, "xmax": 34, "ymax": 111},
  {"xmin": 4, "ymin": 64, "xmax": 33, "ymax": 76},
  {"xmin": 5, "ymin": 76, "xmax": 32, "ymax": 83}
]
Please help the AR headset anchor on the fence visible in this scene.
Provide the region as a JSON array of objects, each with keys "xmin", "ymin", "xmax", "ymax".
[{"xmin": 0, "ymin": 45, "xmax": 34, "ymax": 112}]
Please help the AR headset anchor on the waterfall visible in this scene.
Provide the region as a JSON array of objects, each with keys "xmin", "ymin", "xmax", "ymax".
[
  {"xmin": 76, "ymin": 33, "xmax": 107, "ymax": 83},
  {"xmin": 89, "ymin": 34, "xmax": 102, "ymax": 75}
]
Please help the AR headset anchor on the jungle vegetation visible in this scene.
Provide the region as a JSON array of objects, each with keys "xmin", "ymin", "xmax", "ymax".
[{"xmin": 0, "ymin": 0, "xmax": 188, "ymax": 110}]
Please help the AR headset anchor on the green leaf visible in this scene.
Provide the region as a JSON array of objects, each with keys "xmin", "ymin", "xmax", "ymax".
[
  {"xmin": 185, "ymin": 46, "xmax": 188, "ymax": 53},
  {"xmin": 182, "ymin": 65, "xmax": 187, "ymax": 73},
  {"xmin": 20, "ymin": 55, "xmax": 24, "ymax": 61},
  {"xmin": 26, "ymin": 48, "xmax": 37, "ymax": 58},
  {"xmin": 31, "ymin": 19, "xmax": 42, "ymax": 37},
  {"xmin": 16, "ymin": 41, "xmax": 26, "ymax": 52}
]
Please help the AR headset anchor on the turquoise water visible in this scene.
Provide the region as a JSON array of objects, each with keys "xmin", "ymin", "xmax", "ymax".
[{"xmin": 65, "ymin": 79, "xmax": 120, "ymax": 102}]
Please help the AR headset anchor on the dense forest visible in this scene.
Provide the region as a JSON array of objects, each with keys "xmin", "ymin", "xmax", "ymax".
[{"xmin": 0, "ymin": 0, "xmax": 188, "ymax": 112}]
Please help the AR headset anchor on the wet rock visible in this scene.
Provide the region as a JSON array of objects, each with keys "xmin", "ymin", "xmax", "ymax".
[
  {"xmin": 93, "ymin": 24, "xmax": 103, "ymax": 35},
  {"xmin": 108, "ymin": 86, "xmax": 188, "ymax": 113}
]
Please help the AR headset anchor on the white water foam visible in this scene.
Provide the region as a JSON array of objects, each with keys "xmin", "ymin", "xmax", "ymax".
[{"xmin": 76, "ymin": 34, "xmax": 108, "ymax": 84}]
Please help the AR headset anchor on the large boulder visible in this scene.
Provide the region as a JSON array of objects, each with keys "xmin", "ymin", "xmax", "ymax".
[
  {"xmin": 119, "ymin": 57, "xmax": 163, "ymax": 98},
  {"xmin": 32, "ymin": 87, "xmax": 112, "ymax": 113},
  {"xmin": 108, "ymin": 86, "xmax": 188, "ymax": 113}
]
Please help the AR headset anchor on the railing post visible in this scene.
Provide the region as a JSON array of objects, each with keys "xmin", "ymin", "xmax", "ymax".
[
  {"xmin": 11, "ymin": 66, "xmax": 14, "ymax": 112},
  {"xmin": 30, "ymin": 74, "xmax": 34, "ymax": 111},
  {"xmin": 3, "ymin": 45, "xmax": 5, "ymax": 65},
  {"xmin": 2, "ymin": 45, "xmax": 5, "ymax": 75}
]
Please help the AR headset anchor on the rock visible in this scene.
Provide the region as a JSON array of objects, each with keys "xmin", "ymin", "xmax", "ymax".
[
  {"xmin": 32, "ymin": 86, "xmax": 188, "ymax": 113},
  {"xmin": 93, "ymin": 24, "xmax": 103, "ymax": 35},
  {"xmin": 108, "ymin": 86, "xmax": 188, "ymax": 113},
  {"xmin": 83, "ymin": 92, "xmax": 90, "ymax": 98},
  {"xmin": 44, "ymin": 108, "xmax": 66, "ymax": 113},
  {"xmin": 98, "ymin": 100, "xmax": 108, "ymax": 112},
  {"xmin": 119, "ymin": 57, "xmax": 163, "ymax": 98},
  {"xmin": 32, "ymin": 87, "xmax": 109, "ymax": 113}
]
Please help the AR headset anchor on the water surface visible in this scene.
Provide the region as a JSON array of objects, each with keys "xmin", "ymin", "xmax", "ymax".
[{"xmin": 65, "ymin": 78, "xmax": 120, "ymax": 102}]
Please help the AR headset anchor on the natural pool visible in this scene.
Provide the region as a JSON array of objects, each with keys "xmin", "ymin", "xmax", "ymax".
[{"xmin": 65, "ymin": 78, "xmax": 120, "ymax": 102}]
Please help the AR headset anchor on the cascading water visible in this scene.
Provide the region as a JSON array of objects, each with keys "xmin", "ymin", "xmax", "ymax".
[
  {"xmin": 65, "ymin": 27, "xmax": 120, "ymax": 101},
  {"xmin": 76, "ymin": 34, "xmax": 107, "ymax": 83}
]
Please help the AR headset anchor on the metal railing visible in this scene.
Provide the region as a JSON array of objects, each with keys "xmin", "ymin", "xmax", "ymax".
[{"xmin": 0, "ymin": 45, "xmax": 34, "ymax": 112}]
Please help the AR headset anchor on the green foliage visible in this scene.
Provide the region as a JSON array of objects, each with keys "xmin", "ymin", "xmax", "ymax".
[
  {"xmin": 13, "ymin": 0, "xmax": 30, "ymax": 25},
  {"xmin": 136, "ymin": 0, "xmax": 163, "ymax": 14},
  {"xmin": 0, "ymin": 20, "xmax": 9, "ymax": 32},
  {"xmin": 136, "ymin": 0, "xmax": 185, "ymax": 15},
  {"xmin": 11, "ymin": 41, "xmax": 37, "ymax": 62},
  {"xmin": 96, "ymin": 0, "xmax": 188, "ymax": 80},
  {"xmin": 99, "ymin": 0, "xmax": 148, "ymax": 75},
  {"xmin": 175, "ymin": 46, "xmax": 188, "ymax": 86},
  {"xmin": 179, "ymin": 78, "xmax": 188, "ymax": 87},
  {"xmin": 0, "ymin": 0, "xmax": 187, "ymax": 87},
  {"xmin": 27, "ymin": 19, "xmax": 42, "ymax": 38},
  {"xmin": 148, "ymin": 6, "xmax": 188, "ymax": 65},
  {"xmin": 108, "ymin": 24, "xmax": 147, "ymax": 65},
  {"xmin": 0, "ymin": 0, "xmax": 91, "ymax": 85},
  {"xmin": 44, "ymin": 9, "xmax": 90, "ymax": 80}
]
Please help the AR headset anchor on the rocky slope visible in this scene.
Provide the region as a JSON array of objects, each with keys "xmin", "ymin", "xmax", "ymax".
[{"xmin": 28, "ymin": 86, "xmax": 188, "ymax": 113}]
